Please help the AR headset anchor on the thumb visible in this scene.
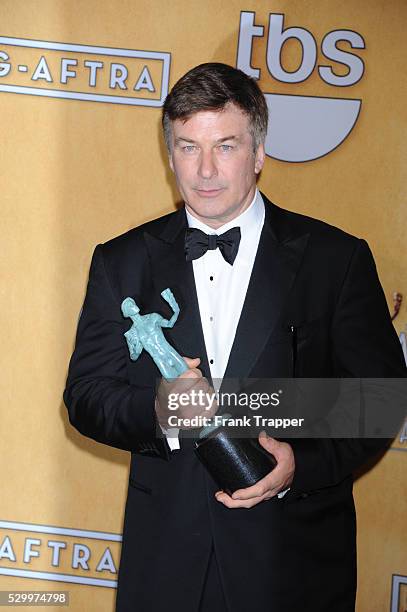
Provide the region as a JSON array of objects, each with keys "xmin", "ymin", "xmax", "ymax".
[
  {"xmin": 258, "ymin": 430, "xmax": 279, "ymax": 451},
  {"xmin": 183, "ymin": 356, "xmax": 201, "ymax": 369}
]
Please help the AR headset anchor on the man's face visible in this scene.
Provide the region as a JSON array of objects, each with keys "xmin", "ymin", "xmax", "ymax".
[{"xmin": 168, "ymin": 104, "xmax": 265, "ymax": 229}]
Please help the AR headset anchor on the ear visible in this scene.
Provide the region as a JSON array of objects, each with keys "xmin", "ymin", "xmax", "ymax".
[{"xmin": 254, "ymin": 143, "xmax": 265, "ymax": 175}]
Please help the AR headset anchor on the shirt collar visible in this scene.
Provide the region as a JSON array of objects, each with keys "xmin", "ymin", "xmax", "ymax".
[{"xmin": 185, "ymin": 188, "xmax": 264, "ymax": 236}]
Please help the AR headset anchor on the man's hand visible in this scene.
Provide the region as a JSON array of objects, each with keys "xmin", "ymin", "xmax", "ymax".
[
  {"xmin": 215, "ymin": 431, "xmax": 295, "ymax": 508},
  {"xmin": 155, "ymin": 356, "xmax": 218, "ymax": 429}
]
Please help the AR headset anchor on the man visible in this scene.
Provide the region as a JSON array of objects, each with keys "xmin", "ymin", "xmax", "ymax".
[{"xmin": 64, "ymin": 63, "xmax": 406, "ymax": 611}]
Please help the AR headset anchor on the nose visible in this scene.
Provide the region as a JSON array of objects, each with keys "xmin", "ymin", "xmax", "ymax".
[{"xmin": 198, "ymin": 149, "xmax": 218, "ymax": 180}]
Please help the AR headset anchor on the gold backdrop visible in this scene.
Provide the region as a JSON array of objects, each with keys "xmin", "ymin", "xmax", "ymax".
[{"xmin": 0, "ymin": 1, "xmax": 406, "ymax": 610}]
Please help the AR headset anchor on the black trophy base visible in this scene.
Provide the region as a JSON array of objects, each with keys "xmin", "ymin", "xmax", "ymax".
[{"xmin": 194, "ymin": 426, "xmax": 277, "ymax": 496}]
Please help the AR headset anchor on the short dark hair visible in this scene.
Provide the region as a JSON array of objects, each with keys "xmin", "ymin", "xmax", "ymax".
[{"xmin": 162, "ymin": 62, "xmax": 268, "ymax": 152}]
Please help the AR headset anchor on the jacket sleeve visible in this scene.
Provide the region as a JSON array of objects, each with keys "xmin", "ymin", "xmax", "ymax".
[
  {"xmin": 288, "ymin": 239, "xmax": 406, "ymax": 495},
  {"xmin": 63, "ymin": 244, "xmax": 158, "ymax": 452}
]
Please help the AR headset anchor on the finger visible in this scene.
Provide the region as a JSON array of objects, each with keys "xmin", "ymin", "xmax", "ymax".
[
  {"xmin": 232, "ymin": 480, "xmax": 282, "ymax": 500},
  {"xmin": 189, "ymin": 368, "xmax": 204, "ymax": 378},
  {"xmin": 180, "ymin": 377, "xmax": 212, "ymax": 400},
  {"xmin": 231, "ymin": 477, "xmax": 278, "ymax": 500},
  {"xmin": 258, "ymin": 433, "xmax": 295, "ymax": 488},
  {"xmin": 258, "ymin": 430, "xmax": 281, "ymax": 453},
  {"xmin": 258, "ymin": 432, "xmax": 292, "ymax": 467},
  {"xmin": 258, "ymin": 432, "xmax": 287, "ymax": 467},
  {"xmin": 215, "ymin": 490, "xmax": 270, "ymax": 509},
  {"xmin": 183, "ymin": 356, "xmax": 201, "ymax": 368},
  {"xmin": 176, "ymin": 370, "xmax": 203, "ymax": 388},
  {"xmin": 218, "ymin": 487, "xmax": 279, "ymax": 504},
  {"xmin": 171, "ymin": 371, "xmax": 202, "ymax": 394},
  {"xmin": 179, "ymin": 367, "xmax": 202, "ymax": 379},
  {"xmin": 159, "ymin": 373, "xmax": 199, "ymax": 397},
  {"xmin": 231, "ymin": 484, "xmax": 265, "ymax": 500}
]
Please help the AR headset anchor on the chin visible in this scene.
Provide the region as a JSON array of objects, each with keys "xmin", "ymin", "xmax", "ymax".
[
  {"xmin": 189, "ymin": 204, "xmax": 227, "ymax": 222},
  {"xmin": 187, "ymin": 195, "xmax": 231, "ymax": 219}
]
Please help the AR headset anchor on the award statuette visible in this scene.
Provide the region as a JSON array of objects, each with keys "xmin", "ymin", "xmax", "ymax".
[
  {"xmin": 121, "ymin": 288, "xmax": 276, "ymax": 495},
  {"xmin": 121, "ymin": 288, "xmax": 188, "ymax": 380}
]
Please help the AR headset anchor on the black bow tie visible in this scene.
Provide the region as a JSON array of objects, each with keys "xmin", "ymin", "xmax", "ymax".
[{"xmin": 185, "ymin": 226, "xmax": 241, "ymax": 265}]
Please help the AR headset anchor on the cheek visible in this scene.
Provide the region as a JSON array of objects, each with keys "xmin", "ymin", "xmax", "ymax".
[
  {"xmin": 238, "ymin": 153, "xmax": 255, "ymax": 172},
  {"xmin": 234, "ymin": 159, "xmax": 255, "ymax": 185},
  {"xmin": 172, "ymin": 162, "xmax": 193, "ymax": 186},
  {"xmin": 224, "ymin": 159, "xmax": 249, "ymax": 181}
]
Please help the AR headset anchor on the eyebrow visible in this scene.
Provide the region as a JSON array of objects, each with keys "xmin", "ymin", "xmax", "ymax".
[
  {"xmin": 174, "ymin": 137, "xmax": 196, "ymax": 145},
  {"xmin": 216, "ymin": 136, "xmax": 239, "ymax": 144},
  {"xmin": 174, "ymin": 135, "xmax": 240, "ymax": 146}
]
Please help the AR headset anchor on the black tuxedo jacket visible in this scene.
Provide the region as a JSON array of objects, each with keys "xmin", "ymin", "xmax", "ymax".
[{"xmin": 64, "ymin": 194, "xmax": 406, "ymax": 612}]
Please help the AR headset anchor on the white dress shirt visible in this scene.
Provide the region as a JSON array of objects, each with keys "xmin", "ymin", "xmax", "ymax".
[{"xmin": 164, "ymin": 189, "xmax": 264, "ymax": 450}]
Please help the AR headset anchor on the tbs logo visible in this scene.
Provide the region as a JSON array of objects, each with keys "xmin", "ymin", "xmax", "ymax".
[{"xmin": 237, "ymin": 12, "xmax": 365, "ymax": 162}]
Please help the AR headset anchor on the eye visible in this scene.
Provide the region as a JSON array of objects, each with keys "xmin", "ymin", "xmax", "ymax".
[
  {"xmin": 219, "ymin": 144, "xmax": 233, "ymax": 152},
  {"xmin": 182, "ymin": 145, "xmax": 197, "ymax": 153}
]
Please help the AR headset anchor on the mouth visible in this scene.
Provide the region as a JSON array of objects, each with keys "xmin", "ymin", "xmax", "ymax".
[{"xmin": 194, "ymin": 188, "xmax": 225, "ymax": 198}]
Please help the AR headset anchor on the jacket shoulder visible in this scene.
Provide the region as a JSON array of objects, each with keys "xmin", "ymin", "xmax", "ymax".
[
  {"xmin": 100, "ymin": 209, "xmax": 179, "ymax": 257},
  {"xmin": 263, "ymin": 196, "xmax": 362, "ymax": 253},
  {"xmin": 88, "ymin": 209, "xmax": 181, "ymax": 297}
]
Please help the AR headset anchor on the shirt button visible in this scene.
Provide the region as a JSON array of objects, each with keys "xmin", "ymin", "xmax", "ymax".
[
  {"xmin": 210, "ymin": 316, "xmax": 213, "ymax": 322},
  {"xmin": 210, "ymin": 359, "xmax": 214, "ymax": 364},
  {"xmin": 209, "ymin": 276, "xmax": 214, "ymax": 281}
]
